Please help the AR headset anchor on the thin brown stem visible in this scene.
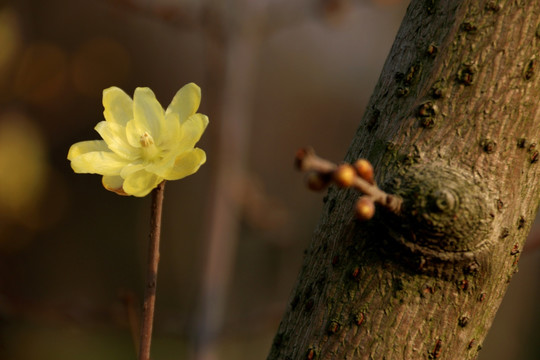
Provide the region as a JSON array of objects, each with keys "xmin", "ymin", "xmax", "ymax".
[
  {"xmin": 295, "ymin": 147, "xmax": 337, "ymax": 174},
  {"xmin": 138, "ymin": 181, "xmax": 166, "ymax": 360}
]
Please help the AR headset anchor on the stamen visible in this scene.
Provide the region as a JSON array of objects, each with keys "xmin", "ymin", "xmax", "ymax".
[{"xmin": 140, "ymin": 132, "xmax": 154, "ymax": 147}]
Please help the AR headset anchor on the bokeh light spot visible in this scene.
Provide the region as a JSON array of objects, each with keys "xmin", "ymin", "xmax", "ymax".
[
  {"xmin": 0, "ymin": 112, "xmax": 48, "ymax": 220},
  {"xmin": 14, "ymin": 42, "xmax": 68, "ymax": 106},
  {"xmin": 0, "ymin": 7, "xmax": 22, "ymax": 79}
]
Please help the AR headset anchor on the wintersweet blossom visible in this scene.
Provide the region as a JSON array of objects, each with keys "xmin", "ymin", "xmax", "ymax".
[{"xmin": 68, "ymin": 83, "xmax": 208, "ymax": 197}]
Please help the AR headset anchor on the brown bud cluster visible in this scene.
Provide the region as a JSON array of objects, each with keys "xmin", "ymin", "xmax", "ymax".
[{"xmin": 294, "ymin": 148, "xmax": 401, "ymax": 221}]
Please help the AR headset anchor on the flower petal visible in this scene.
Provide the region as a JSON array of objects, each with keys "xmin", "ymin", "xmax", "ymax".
[
  {"xmin": 70, "ymin": 150, "xmax": 128, "ymax": 176},
  {"xmin": 142, "ymin": 113, "xmax": 182, "ymax": 176},
  {"xmin": 122, "ymin": 169, "xmax": 162, "ymax": 197},
  {"xmin": 103, "ymin": 87, "xmax": 133, "ymax": 126},
  {"xmin": 102, "ymin": 175, "xmax": 128, "ymax": 195},
  {"xmin": 166, "ymin": 82, "xmax": 201, "ymax": 123},
  {"xmin": 159, "ymin": 148, "xmax": 206, "ymax": 180},
  {"xmin": 125, "ymin": 119, "xmax": 143, "ymax": 148},
  {"xmin": 158, "ymin": 112, "xmax": 181, "ymax": 148},
  {"xmin": 95, "ymin": 121, "xmax": 137, "ymax": 160},
  {"xmin": 133, "ymin": 87, "xmax": 165, "ymax": 141},
  {"xmin": 67, "ymin": 140, "xmax": 109, "ymax": 160},
  {"xmin": 120, "ymin": 163, "xmax": 145, "ymax": 179},
  {"xmin": 176, "ymin": 113, "xmax": 209, "ymax": 153}
]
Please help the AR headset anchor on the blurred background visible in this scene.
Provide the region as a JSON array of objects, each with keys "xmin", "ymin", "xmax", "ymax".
[{"xmin": 0, "ymin": 0, "xmax": 538, "ymax": 359}]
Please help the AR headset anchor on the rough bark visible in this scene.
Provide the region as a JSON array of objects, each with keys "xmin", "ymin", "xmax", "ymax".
[{"xmin": 268, "ymin": 0, "xmax": 540, "ymax": 359}]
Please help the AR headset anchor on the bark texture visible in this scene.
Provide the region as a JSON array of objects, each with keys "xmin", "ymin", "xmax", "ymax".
[{"xmin": 268, "ymin": 0, "xmax": 540, "ymax": 359}]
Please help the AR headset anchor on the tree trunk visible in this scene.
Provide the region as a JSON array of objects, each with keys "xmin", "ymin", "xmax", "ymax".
[{"xmin": 267, "ymin": 0, "xmax": 540, "ymax": 359}]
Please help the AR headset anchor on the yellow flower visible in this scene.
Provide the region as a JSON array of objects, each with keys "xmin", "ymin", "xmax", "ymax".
[{"xmin": 68, "ymin": 83, "xmax": 208, "ymax": 197}]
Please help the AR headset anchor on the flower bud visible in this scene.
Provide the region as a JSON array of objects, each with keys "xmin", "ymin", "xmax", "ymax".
[
  {"xmin": 333, "ymin": 164, "xmax": 356, "ymax": 187},
  {"xmin": 353, "ymin": 159, "xmax": 374, "ymax": 184},
  {"xmin": 305, "ymin": 171, "xmax": 330, "ymax": 191},
  {"xmin": 356, "ymin": 196, "xmax": 375, "ymax": 220}
]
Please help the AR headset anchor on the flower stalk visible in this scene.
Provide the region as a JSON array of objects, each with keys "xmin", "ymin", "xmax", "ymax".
[
  {"xmin": 138, "ymin": 180, "xmax": 166, "ymax": 360},
  {"xmin": 67, "ymin": 83, "xmax": 208, "ymax": 358}
]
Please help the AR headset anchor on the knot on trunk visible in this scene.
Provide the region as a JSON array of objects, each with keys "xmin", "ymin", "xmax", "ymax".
[{"xmin": 381, "ymin": 164, "xmax": 494, "ymax": 277}]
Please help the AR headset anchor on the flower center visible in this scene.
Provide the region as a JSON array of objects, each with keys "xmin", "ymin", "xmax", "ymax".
[
  {"xmin": 139, "ymin": 132, "xmax": 154, "ymax": 147},
  {"xmin": 139, "ymin": 132, "xmax": 160, "ymax": 161}
]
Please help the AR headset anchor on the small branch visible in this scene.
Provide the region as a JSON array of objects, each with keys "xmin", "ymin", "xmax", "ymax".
[
  {"xmin": 108, "ymin": 0, "xmax": 200, "ymax": 30},
  {"xmin": 295, "ymin": 147, "xmax": 337, "ymax": 173},
  {"xmin": 295, "ymin": 147, "xmax": 402, "ymax": 219},
  {"xmin": 138, "ymin": 181, "xmax": 166, "ymax": 360}
]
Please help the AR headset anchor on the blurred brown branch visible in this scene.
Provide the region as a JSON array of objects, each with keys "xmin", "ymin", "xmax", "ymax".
[{"xmin": 106, "ymin": 0, "xmax": 364, "ymax": 35}]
